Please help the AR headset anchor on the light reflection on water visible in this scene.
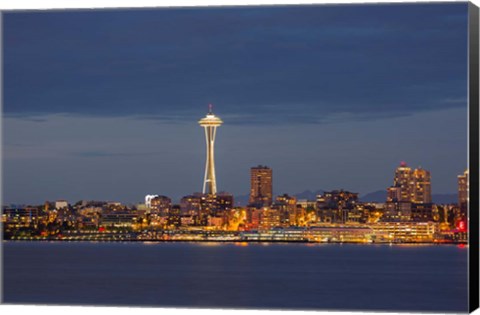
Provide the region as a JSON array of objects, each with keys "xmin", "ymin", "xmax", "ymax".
[{"xmin": 3, "ymin": 241, "xmax": 468, "ymax": 312}]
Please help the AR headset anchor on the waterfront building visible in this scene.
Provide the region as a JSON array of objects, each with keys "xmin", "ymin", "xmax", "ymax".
[
  {"xmin": 452, "ymin": 219, "xmax": 468, "ymax": 242},
  {"xmin": 150, "ymin": 195, "xmax": 172, "ymax": 216},
  {"xmin": 199, "ymin": 105, "xmax": 223, "ymax": 195},
  {"xmin": 101, "ymin": 212, "xmax": 137, "ymax": 228},
  {"xmin": 240, "ymin": 227, "xmax": 307, "ymax": 242},
  {"xmin": 307, "ymin": 225, "xmax": 374, "ymax": 243},
  {"xmin": 370, "ymin": 221, "xmax": 438, "ymax": 242},
  {"xmin": 249, "ymin": 165, "xmax": 273, "ymax": 207},
  {"xmin": 2, "ymin": 207, "xmax": 42, "ymax": 227},
  {"xmin": 241, "ymin": 225, "xmax": 375, "ymax": 243}
]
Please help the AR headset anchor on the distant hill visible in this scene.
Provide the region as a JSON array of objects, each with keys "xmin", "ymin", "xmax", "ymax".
[
  {"xmin": 294, "ymin": 189, "xmax": 325, "ymax": 200},
  {"xmin": 237, "ymin": 189, "xmax": 458, "ymax": 206},
  {"xmin": 432, "ymin": 193, "xmax": 457, "ymax": 204},
  {"xmin": 360, "ymin": 190, "xmax": 387, "ymax": 202},
  {"xmin": 359, "ymin": 190, "xmax": 457, "ymax": 204}
]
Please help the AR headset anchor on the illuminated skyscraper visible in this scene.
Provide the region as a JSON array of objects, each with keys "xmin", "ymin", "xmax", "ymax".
[
  {"xmin": 386, "ymin": 162, "xmax": 432, "ymax": 221},
  {"xmin": 249, "ymin": 165, "xmax": 273, "ymax": 207},
  {"xmin": 412, "ymin": 167, "xmax": 432, "ymax": 204},
  {"xmin": 199, "ymin": 105, "xmax": 223, "ymax": 195},
  {"xmin": 458, "ymin": 169, "xmax": 469, "ymax": 213},
  {"xmin": 393, "ymin": 161, "xmax": 414, "ymax": 202}
]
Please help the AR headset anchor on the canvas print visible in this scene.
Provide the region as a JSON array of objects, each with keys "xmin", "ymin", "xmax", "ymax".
[{"xmin": 1, "ymin": 2, "xmax": 479, "ymax": 313}]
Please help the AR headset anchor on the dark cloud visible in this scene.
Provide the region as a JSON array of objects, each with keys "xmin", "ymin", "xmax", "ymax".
[
  {"xmin": 73, "ymin": 150, "xmax": 162, "ymax": 158},
  {"xmin": 2, "ymin": 4, "xmax": 469, "ymax": 204},
  {"xmin": 3, "ymin": 3, "xmax": 468, "ymax": 125}
]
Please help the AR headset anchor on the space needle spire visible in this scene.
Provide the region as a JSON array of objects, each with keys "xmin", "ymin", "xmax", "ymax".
[{"xmin": 199, "ymin": 104, "xmax": 223, "ymax": 195}]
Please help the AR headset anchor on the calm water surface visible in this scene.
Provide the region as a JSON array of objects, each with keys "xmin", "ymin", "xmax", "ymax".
[{"xmin": 2, "ymin": 242, "xmax": 468, "ymax": 312}]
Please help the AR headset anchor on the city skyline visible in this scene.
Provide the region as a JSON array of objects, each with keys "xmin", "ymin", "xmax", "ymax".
[
  {"xmin": 2, "ymin": 161, "xmax": 469, "ymax": 244},
  {"xmin": 3, "ymin": 3, "xmax": 469, "ymax": 204}
]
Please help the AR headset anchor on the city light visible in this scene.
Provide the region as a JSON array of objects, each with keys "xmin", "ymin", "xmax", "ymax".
[{"xmin": 1, "ymin": 116, "xmax": 469, "ymax": 245}]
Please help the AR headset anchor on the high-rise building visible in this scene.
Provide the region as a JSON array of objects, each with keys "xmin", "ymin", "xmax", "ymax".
[
  {"xmin": 458, "ymin": 169, "xmax": 469, "ymax": 213},
  {"xmin": 385, "ymin": 162, "xmax": 432, "ymax": 221},
  {"xmin": 412, "ymin": 168, "xmax": 432, "ymax": 204},
  {"xmin": 390, "ymin": 162, "xmax": 431, "ymax": 204},
  {"xmin": 199, "ymin": 104, "xmax": 223, "ymax": 195},
  {"xmin": 393, "ymin": 162, "xmax": 414, "ymax": 202},
  {"xmin": 249, "ymin": 165, "xmax": 273, "ymax": 207}
]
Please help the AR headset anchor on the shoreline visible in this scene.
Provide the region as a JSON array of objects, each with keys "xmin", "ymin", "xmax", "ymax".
[{"xmin": 2, "ymin": 238, "xmax": 468, "ymax": 245}]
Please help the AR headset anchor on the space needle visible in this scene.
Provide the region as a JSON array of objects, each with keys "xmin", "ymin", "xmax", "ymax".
[{"xmin": 199, "ymin": 104, "xmax": 223, "ymax": 195}]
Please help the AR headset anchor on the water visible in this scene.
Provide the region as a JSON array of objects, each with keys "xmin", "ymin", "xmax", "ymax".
[{"xmin": 2, "ymin": 242, "xmax": 469, "ymax": 312}]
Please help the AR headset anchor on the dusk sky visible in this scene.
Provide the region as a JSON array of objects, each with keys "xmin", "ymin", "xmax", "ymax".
[{"xmin": 2, "ymin": 3, "xmax": 469, "ymax": 205}]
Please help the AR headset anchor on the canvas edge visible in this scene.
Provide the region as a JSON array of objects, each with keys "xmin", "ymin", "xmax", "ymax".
[
  {"xmin": 0, "ymin": 9, "xmax": 5, "ymax": 306},
  {"xmin": 469, "ymin": 1, "xmax": 480, "ymax": 313}
]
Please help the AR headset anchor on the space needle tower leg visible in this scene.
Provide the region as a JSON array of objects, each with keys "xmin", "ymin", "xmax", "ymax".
[{"xmin": 199, "ymin": 104, "xmax": 223, "ymax": 195}]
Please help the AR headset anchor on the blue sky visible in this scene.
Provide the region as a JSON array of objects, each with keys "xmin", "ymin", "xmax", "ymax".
[{"xmin": 2, "ymin": 3, "xmax": 469, "ymax": 204}]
